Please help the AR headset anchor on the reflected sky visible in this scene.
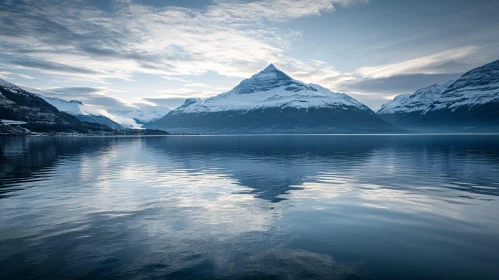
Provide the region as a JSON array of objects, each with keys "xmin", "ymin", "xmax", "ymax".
[{"xmin": 0, "ymin": 135, "xmax": 499, "ymax": 279}]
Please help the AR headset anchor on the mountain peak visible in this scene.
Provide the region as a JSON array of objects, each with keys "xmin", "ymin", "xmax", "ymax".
[
  {"xmin": 229, "ymin": 63, "xmax": 297, "ymax": 95},
  {"xmin": 262, "ymin": 63, "xmax": 278, "ymax": 72},
  {"xmin": 256, "ymin": 63, "xmax": 289, "ymax": 78}
]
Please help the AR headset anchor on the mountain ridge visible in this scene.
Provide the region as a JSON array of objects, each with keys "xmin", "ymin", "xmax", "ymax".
[
  {"xmin": 378, "ymin": 60, "xmax": 499, "ymax": 132},
  {"xmin": 147, "ymin": 64, "xmax": 398, "ymax": 134},
  {"xmin": 40, "ymin": 95, "xmax": 125, "ymax": 129},
  {"xmin": 0, "ymin": 79, "xmax": 115, "ymax": 134},
  {"xmin": 19, "ymin": 85, "xmax": 171, "ymax": 128}
]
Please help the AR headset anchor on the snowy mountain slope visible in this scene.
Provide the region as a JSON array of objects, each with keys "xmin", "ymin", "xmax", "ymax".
[
  {"xmin": 420, "ymin": 60, "xmax": 499, "ymax": 131},
  {"xmin": 170, "ymin": 64, "xmax": 369, "ymax": 114},
  {"xmin": 377, "ymin": 80, "xmax": 454, "ymax": 127},
  {"xmin": 378, "ymin": 80, "xmax": 454, "ymax": 116},
  {"xmin": 0, "ymin": 79, "xmax": 113, "ymax": 133},
  {"xmin": 427, "ymin": 60, "xmax": 499, "ymax": 112},
  {"xmin": 25, "ymin": 86, "xmax": 170, "ymax": 129},
  {"xmin": 147, "ymin": 64, "xmax": 397, "ymax": 134},
  {"xmin": 377, "ymin": 59, "xmax": 499, "ymax": 132},
  {"xmin": 41, "ymin": 96, "xmax": 99, "ymax": 116},
  {"xmin": 40, "ymin": 95, "xmax": 124, "ymax": 129}
]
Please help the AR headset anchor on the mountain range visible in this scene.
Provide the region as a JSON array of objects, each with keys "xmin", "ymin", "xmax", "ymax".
[
  {"xmin": 146, "ymin": 64, "xmax": 397, "ymax": 133},
  {"xmin": 24, "ymin": 87, "xmax": 171, "ymax": 129},
  {"xmin": 0, "ymin": 79, "xmax": 168, "ymax": 135},
  {"xmin": 0, "ymin": 79, "xmax": 114, "ymax": 134},
  {"xmin": 378, "ymin": 60, "xmax": 499, "ymax": 132},
  {"xmin": 40, "ymin": 96, "xmax": 125, "ymax": 129},
  {"xmin": 1, "ymin": 60, "xmax": 499, "ymax": 134}
]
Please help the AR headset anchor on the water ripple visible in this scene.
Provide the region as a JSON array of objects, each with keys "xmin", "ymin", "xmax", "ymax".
[{"xmin": 0, "ymin": 135, "xmax": 499, "ymax": 279}]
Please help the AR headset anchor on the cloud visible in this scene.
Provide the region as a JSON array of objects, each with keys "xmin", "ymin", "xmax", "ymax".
[
  {"xmin": 0, "ymin": 0, "xmax": 365, "ymax": 82},
  {"xmin": 45, "ymin": 87, "xmax": 104, "ymax": 95},
  {"xmin": 342, "ymin": 73, "xmax": 463, "ymax": 94},
  {"xmin": 143, "ymin": 97, "xmax": 187, "ymax": 109},
  {"xmin": 26, "ymin": 85, "xmax": 134, "ymax": 109},
  {"xmin": 7, "ymin": 58, "xmax": 103, "ymax": 75},
  {"xmin": 208, "ymin": 0, "xmax": 336, "ymax": 22},
  {"xmin": 156, "ymin": 86, "xmax": 230, "ymax": 99},
  {"xmin": 184, "ymin": 83, "xmax": 211, "ymax": 88},
  {"xmin": 0, "ymin": 71, "xmax": 36, "ymax": 80},
  {"xmin": 356, "ymin": 46, "xmax": 480, "ymax": 79},
  {"xmin": 0, "ymin": 0, "xmax": 379, "ymax": 110}
]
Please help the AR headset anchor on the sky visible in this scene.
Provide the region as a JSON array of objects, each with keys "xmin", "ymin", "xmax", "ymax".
[{"xmin": 0, "ymin": 0, "xmax": 498, "ymax": 112}]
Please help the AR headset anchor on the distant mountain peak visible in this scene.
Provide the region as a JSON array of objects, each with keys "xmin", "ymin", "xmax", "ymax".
[
  {"xmin": 262, "ymin": 63, "xmax": 277, "ymax": 72},
  {"xmin": 230, "ymin": 64, "xmax": 299, "ymax": 95},
  {"xmin": 253, "ymin": 63, "xmax": 291, "ymax": 79}
]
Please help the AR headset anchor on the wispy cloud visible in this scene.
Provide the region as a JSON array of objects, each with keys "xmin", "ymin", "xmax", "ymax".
[
  {"xmin": 142, "ymin": 97, "xmax": 188, "ymax": 109},
  {"xmin": 25, "ymin": 85, "xmax": 136, "ymax": 111},
  {"xmin": 8, "ymin": 58, "xmax": 103, "ymax": 75},
  {"xmin": 0, "ymin": 71, "xmax": 36, "ymax": 80},
  {"xmin": 0, "ymin": 0, "xmax": 364, "ymax": 82},
  {"xmin": 356, "ymin": 46, "xmax": 480, "ymax": 79}
]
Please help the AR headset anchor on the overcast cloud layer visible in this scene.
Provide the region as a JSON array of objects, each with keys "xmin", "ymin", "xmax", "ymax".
[{"xmin": 1, "ymin": 0, "xmax": 498, "ymax": 111}]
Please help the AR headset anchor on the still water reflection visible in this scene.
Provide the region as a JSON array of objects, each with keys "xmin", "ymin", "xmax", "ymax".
[{"xmin": 1, "ymin": 135, "xmax": 499, "ymax": 279}]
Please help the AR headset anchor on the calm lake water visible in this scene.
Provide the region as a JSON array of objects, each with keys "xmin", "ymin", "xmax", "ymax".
[{"xmin": 1, "ymin": 135, "xmax": 499, "ymax": 280}]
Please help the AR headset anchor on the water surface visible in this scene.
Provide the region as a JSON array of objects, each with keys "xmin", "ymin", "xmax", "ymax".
[{"xmin": 1, "ymin": 135, "xmax": 499, "ymax": 279}]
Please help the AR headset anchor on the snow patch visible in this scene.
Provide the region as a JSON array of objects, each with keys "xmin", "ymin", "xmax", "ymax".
[{"xmin": 1, "ymin": 119, "xmax": 27, "ymax": 125}]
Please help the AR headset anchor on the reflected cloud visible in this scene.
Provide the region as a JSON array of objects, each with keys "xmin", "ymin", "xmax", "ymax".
[
  {"xmin": 144, "ymin": 136, "xmax": 378, "ymax": 202},
  {"xmin": 143, "ymin": 135, "xmax": 499, "ymax": 204},
  {"xmin": 1, "ymin": 136, "xmax": 499, "ymax": 279}
]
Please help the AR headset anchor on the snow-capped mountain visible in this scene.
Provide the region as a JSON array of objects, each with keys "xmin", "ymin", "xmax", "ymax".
[
  {"xmin": 172, "ymin": 64, "xmax": 368, "ymax": 113},
  {"xmin": 378, "ymin": 59, "xmax": 499, "ymax": 132},
  {"xmin": 41, "ymin": 96, "xmax": 99, "ymax": 116},
  {"xmin": 0, "ymin": 79, "xmax": 113, "ymax": 133},
  {"xmin": 41, "ymin": 96, "xmax": 124, "ymax": 129},
  {"xmin": 146, "ymin": 64, "xmax": 396, "ymax": 134},
  {"xmin": 24, "ymin": 86, "xmax": 170, "ymax": 129},
  {"xmin": 422, "ymin": 60, "xmax": 499, "ymax": 131},
  {"xmin": 377, "ymin": 80, "xmax": 454, "ymax": 127},
  {"xmin": 427, "ymin": 60, "xmax": 499, "ymax": 112}
]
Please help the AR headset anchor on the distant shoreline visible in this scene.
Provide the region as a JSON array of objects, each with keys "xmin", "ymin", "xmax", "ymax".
[{"xmin": 2, "ymin": 133, "xmax": 499, "ymax": 138}]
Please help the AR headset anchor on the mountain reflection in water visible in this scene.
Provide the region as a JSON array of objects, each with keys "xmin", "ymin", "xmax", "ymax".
[{"xmin": 0, "ymin": 135, "xmax": 498, "ymax": 280}]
